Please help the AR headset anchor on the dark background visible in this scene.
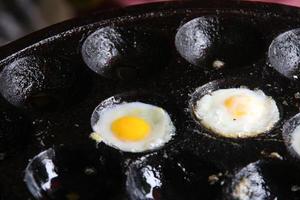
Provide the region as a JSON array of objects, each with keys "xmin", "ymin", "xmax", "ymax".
[
  {"xmin": 0, "ymin": 0, "xmax": 298, "ymax": 46},
  {"xmin": 0, "ymin": 0, "xmax": 177, "ymax": 46}
]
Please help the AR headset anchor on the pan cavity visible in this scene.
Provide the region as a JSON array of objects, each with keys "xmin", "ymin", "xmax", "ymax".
[
  {"xmin": 222, "ymin": 160, "xmax": 300, "ymax": 200},
  {"xmin": 175, "ymin": 16, "xmax": 263, "ymax": 70},
  {"xmin": 0, "ymin": 56, "xmax": 78, "ymax": 111},
  {"xmin": 81, "ymin": 26, "xmax": 170, "ymax": 80},
  {"xmin": 282, "ymin": 113, "xmax": 300, "ymax": 161},
  {"xmin": 189, "ymin": 78, "xmax": 280, "ymax": 139},
  {"xmin": 126, "ymin": 152, "xmax": 221, "ymax": 200},
  {"xmin": 24, "ymin": 146, "xmax": 125, "ymax": 200},
  {"xmin": 268, "ymin": 28, "xmax": 300, "ymax": 80}
]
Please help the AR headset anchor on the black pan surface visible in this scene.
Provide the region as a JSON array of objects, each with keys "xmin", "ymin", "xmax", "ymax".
[{"xmin": 1, "ymin": 1, "xmax": 300, "ymax": 199}]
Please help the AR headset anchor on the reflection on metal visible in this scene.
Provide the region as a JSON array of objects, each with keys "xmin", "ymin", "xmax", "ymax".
[
  {"xmin": 24, "ymin": 148, "xmax": 57, "ymax": 199},
  {"xmin": 143, "ymin": 165, "xmax": 162, "ymax": 198},
  {"xmin": 41, "ymin": 158, "xmax": 58, "ymax": 191}
]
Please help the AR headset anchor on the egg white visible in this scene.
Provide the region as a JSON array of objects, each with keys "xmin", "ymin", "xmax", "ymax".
[
  {"xmin": 92, "ymin": 102, "xmax": 175, "ymax": 152},
  {"xmin": 193, "ymin": 88, "xmax": 280, "ymax": 138}
]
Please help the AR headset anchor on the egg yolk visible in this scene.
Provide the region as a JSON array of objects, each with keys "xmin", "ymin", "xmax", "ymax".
[
  {"xmin": 111, "ymin": 116, "xmax": 151, "ymax": 141},
  {"xmin": 224, "ymin": 95, "xmax": 251, "ymax": 119}
]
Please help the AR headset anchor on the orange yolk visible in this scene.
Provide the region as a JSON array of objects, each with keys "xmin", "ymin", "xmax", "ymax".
[
  {"xmin": 224, "ymin": 95, "xmax": 251, "ymax": 119},
  {"xmin": 111, "ymin": 116, "xmax": 150, "ymax": 141}
]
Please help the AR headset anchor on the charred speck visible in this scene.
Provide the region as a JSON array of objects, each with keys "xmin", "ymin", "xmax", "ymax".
[
  {"xmin": 0, "ymin": 56, "xmax": 76, "ymax": 110},
  {"xmin": 175, "ymin": 16, "xmax": 263, "ymax": 69},
  {"xmin": 268, "ymin": 29, "xmax": 300, "ymax": 80},
  {"xmin": 81, "ymin": 26, "xmax": 170, "ymax": 80}
]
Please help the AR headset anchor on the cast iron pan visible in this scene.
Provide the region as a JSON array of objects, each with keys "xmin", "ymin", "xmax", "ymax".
[{"xmin": 1, "ymin": 1, "xmax": 300, "ymax": 199}]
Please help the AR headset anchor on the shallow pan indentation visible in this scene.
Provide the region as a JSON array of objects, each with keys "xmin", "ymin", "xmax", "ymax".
[
  {"xmin": 24, "ymin": 146, "xmax": 124, "ymax": 200},
  {"xmin": 223, "ymin": 160, "xmax": 300, "ymax": 200},
  {"xmin": 175, "ymin": 16, "xmax": 263, "ymax": 69},
  {"xmin": 81, "ymin": 26, "xmax": 170, "ymax": 80},
  {"xmin": 126, "ymin": 151, "xmax": 221, "ymax": 200},
  {"xmin": 268, "ymin": 28, "xmax": 300, "ymax": 80},
  {"xmin": 0, "ymin": 56, "xmax": 80, "ymax": 111}
]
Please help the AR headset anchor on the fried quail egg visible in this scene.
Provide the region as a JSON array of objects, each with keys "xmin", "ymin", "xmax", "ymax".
[
  {"xmin": 91, "ymin": 102, "xmax": 175, "ymax": 152},
  {"xmin": 193, "ymin": 88, "xmax": 280, "ymax": 138}
]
